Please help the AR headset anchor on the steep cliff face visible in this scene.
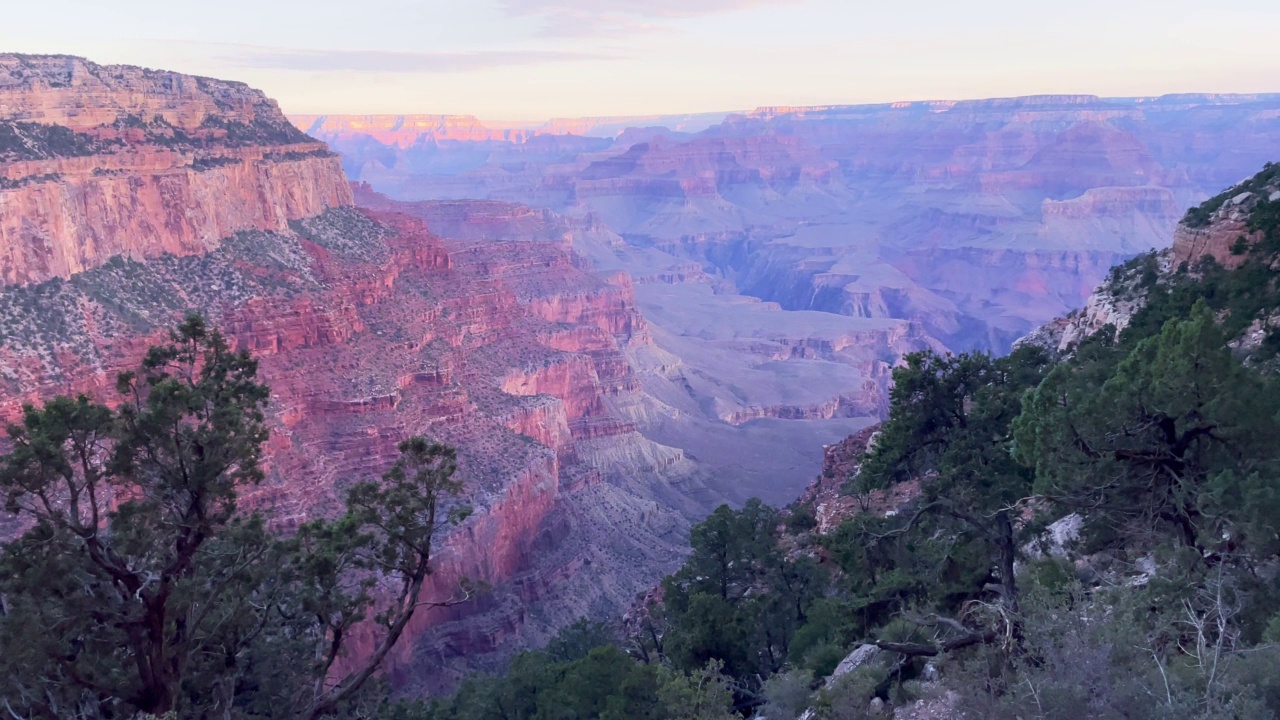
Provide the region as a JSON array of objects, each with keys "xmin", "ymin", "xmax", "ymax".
[
  {"xmin": 1171, "ymin": 168, "xmax": 1280, "ymax": 269},
  {"xmin": 0, "ymin": 199, "xmax": 695, "ymax": 690},
  {"xmin": 0, "ymin": 54, "xmax": 353, "ymax": 285},
  {"xmin": 1, "ymin": 54, "xmax": 304, "ymax": 132}
]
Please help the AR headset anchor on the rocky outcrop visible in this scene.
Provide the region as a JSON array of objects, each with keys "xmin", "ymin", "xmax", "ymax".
[
  {"xmin": 1021, "ymin": 164, "xmax": 1280, "ymax": 354},
  {"xmin": 1171, "ymin": 171, "xmax": 1280, "ymax": 269},
  {"xmin": 0, "ymin": 54, "xmax": 352, "ymax": 285},
  {"xmin": 795, "ymin": 425, "xmax": 921, "ymax": 534},
  {"xmin": 1013, "ymin": 261, "xmax": 1156, "ymax": 353}
]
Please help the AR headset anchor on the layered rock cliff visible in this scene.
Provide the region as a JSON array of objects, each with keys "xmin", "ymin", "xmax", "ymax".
[
  {"xmin": 312, "ymin": 92, "xmax": 1280, "ymax": 356},
  {"xmin": 0, "ymin": 58, "xmax": 717, "ymax": 691},
  {"xmin": 0, "ymin": 197, "xmax": 698, "ymax": 690},
  {"xmin": 1171, "ymin": 166, "xmax": 1280, "ymax": 269},
  {"xmin": 0, "ymin": 54, "xmax": 352, "ymax": 285}
]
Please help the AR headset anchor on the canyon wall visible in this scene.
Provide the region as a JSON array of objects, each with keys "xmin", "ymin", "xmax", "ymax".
[
  {"xmin": 0, "ymin": 54, "xmax": 353, "ymax": 285},
  {"xmin": 0, "ymin": 57, "xmax": 722, "ymax": 691},
  {"xmin": 1171, "ymin": 177, "xmax": 1280, "ymax": 269},
  {"xmin": 0, "ymin": 198, "xmax": 697, "ymax": 691},
  {"xmin": 305, "ymin": 93, "xmax": 1280, "ymax": 355}
]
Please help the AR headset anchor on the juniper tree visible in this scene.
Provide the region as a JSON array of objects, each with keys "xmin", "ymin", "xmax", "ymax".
[{"xmin": 0, "ymin": 315, "xmax": 471, "ymax": 719}]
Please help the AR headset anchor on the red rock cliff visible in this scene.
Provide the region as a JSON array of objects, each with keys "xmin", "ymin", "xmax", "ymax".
[
  {"xmin": 0, "ymin": 58, "xmax": 694, "ymax": 692},
  {"xmin": 0, "ymin": 54, "xmax": 353, "ymax": 284},
  {"xmin": 1171, "ymin": 175, "xmax": 1280, "ymax": 269}
]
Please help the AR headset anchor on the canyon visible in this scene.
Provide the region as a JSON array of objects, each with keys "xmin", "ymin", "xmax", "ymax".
[
  {"xmin": 302, "ymin": 94, "xmax": 1280, "ymax": 357},
  {"xmin": 4, "ymin": 51, "xmax": 1280, "ymax": 697},
  {"xmin": 0, "ymin": 55, "xmax": 895, "ymax": 691}
]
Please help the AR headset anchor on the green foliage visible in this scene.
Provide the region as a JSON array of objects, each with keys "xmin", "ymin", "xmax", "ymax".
[
  {"xmin": 544, "ymin": 619, "xmax": 618, "ymax": 663},
  {"xmin": 760, "ymin": 669, "xmax": 816, "ymax": 720},
  {"xmin": 190, "ymin": 155, "xmax": 243, "ymax": 171},
  {"xmin": 828, "ymin": 346, "xmax": 1051, "ymax": 634},
  {"xmin": 0, "ymin": 316, "xmax": 469, "ymax": 719},
  {"xmin": 420, "ymin": 648, "xmax": 735, "ymax": 720},
  {"xmin": 663, "ymin": 500, "xmax": 827, "ymax": 687},
  {"xmin": 812, "ymin": 666, "xmax": 887, "ymax": 720},
  {"xmin": 1182, "ymin": 162, "xmax": 1279, "ymax": 228},
  {"xmin": 290, "ymin": 207, "xmax": 393, "ymax": 263},
  {"xmin": 812, "ymin": 202, "xmax": 1280, "ymax": 712},
  {"xmin": 1015, "ymin": 302, "xmax": 1280, "ymax": 559},
  {"xmin": 0, "ymin": 119, "xmax": 107, "ymax": 160},
  {"xmin": 198, "ymin": 114, "xmax": 316, "ymax": 146},
  {"xmin": 786, "ymin": 506, "xmax": 819, "ymax": 533}
]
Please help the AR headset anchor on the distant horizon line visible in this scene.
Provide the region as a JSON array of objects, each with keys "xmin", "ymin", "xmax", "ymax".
[{"xmin": 287, "ymin": 90, "xmax": 1280, "ymax": 128}]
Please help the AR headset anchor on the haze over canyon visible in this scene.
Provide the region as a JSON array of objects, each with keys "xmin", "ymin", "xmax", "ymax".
[{"xmin": 1, "ymin": 52, "xmax": 1278, "ymax": 690}]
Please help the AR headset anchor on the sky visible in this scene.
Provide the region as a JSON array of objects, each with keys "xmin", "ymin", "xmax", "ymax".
[{"xmin": 3, "ymin": 0, "xmax": 1280, "ymax": 121}]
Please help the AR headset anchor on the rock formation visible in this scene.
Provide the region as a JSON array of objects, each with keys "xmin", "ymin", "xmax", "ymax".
[
  {"xmin": 304, "ymin": 93, "xmax": 1280, "ymax": 355},
  {"xmin": 1171, "ymin": 170, "xmax": 1280, "ymax": 269},
  {"xmin": 1020, "ymin": 164, "xmax": 1280, "ymax": 354},
  {"xmin": 0, "ymin": 54, "xmax": 352, "ymax": 285}
]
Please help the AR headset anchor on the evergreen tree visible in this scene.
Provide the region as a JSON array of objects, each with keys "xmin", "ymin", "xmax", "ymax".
[
  {"xmin": 826, "ymin": 347, "xmax": 1050, "ymax": 656},
  {"xmin": 1015, "ymin": 301, "xmax": 1280, "ymax": 560},
  {"xmin": 0, "ymin": 316, "xmax": 470, "ymax": 719}
]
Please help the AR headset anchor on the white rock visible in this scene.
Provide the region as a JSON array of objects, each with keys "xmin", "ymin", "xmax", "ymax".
[
  {"xmin": 869, "ymin": 697, "xmax": 885, "ymax": 714},
  {"xmin": 1232, "ymin": 191, "xmax": 1254, "ymax": 206},
  {"xmin": 1023, "ymin": 513, "xmax": 1083, "ymax": 559},
  {"xmin": 1047, "ymin": 513, "xmax": 1083, "ymax": 556},
  {"xmin": 1128, "ymin": 555, "xmax": 1159, "ymax": 587},
  {"xmin": 1270, "ymin": 190, "xmax": 1280, "ymax": 202},
  {"xmin": 827, "ymin": 644, "xmax": 881, "ymax": 686}
]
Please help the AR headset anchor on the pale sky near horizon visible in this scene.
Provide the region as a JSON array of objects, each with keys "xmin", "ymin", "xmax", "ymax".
[{"xmin": 4, "ymin": 0, "xmax": 1279, "ymax": 121}]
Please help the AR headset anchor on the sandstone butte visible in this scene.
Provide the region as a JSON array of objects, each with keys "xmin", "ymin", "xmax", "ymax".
[{"xmin": 0, "ymin": 55, "xmax": 697, "ymax": 692}]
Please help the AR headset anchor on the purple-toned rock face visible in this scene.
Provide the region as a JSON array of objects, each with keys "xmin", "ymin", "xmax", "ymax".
[{"xmin": 300, "ymin": 94, "xmax": 1280, "ymax": 353}]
